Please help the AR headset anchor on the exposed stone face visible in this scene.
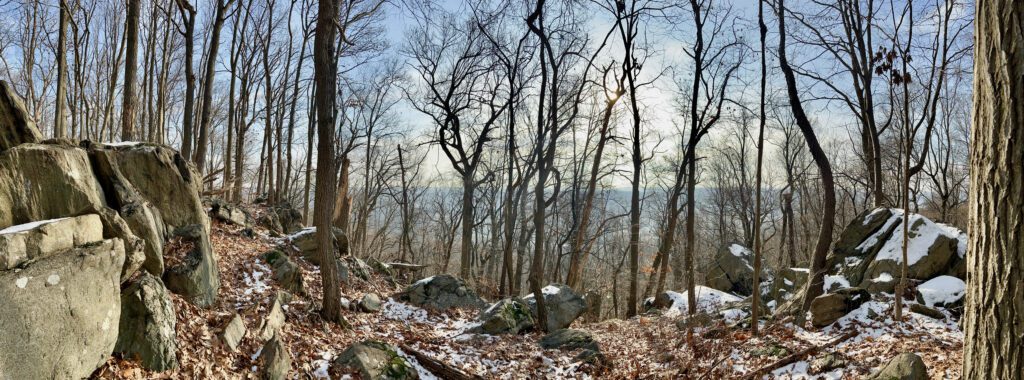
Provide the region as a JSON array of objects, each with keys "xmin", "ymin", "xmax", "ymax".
[
  {"xmin": 0, "ymin": 237, "xmax": 125, "ymax": 379},
  {"xmin": 704, "ymin": 243, "xmax": 769, "ymax": 296},
  {"xmin": 258, "ymin": 292, "xmax": 288, "ymax": 342},
  {"xmin": 472, "ymin": 298, "xmax": 535, "ymax": 335},
  {"xmin": 809, "ymin": 287, "xmax": 871, "ymax": 328},
  {"xmin": 260, "ymin": 335, "xmax": 292, "ymax": 380},
  {"xmin": 334, "ymin": 340, "xmax": 419, "ymax": 380},
  {"xmin": 0, "ymin": 214, "xmax": 103, "ymax": 270},
  {"xmin": 115, "ymin": 272, "xmax": 178, "ymax": 372},
  {"xmin": 0, "ymin": 143, "xmax": 107, "ymax": 228},
  {"xmin": 220, "ymin": 313, "xmax": 247, "ymax": 352},
  {"xmin": 401, "ymin": 274, "xmax": 486, "ymax": 311},
  {"xmin": 867, "ymin": 352, "xmax": 928, "ymax": 380},
  {"xmin": 0, "ymin": 80, "xmax": 43, "ymax": 152},
  {"xmin": 360, "ymin": 293, "xmax": 382, "ymax": 313},
  {"xmin": 523, "ymin": 284, "xmax": 587, "ymax": 332},
  {"xmin": 103, "ymin": 142, "xmax": 207, "ymax": 233},
  {"xmin": 163, "ymin": 224, "xmax": 220, "ymax": 308},
  {"xmin": 209, "ymin": 198, "xmax": 250, "ymax": 226}
]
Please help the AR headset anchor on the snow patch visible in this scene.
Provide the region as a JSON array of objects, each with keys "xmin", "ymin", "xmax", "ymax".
[
  {"xmin": 0, "ymin": 218, "xmax": 68, "ymax": 234},
  {"xmin": 646, "ymin": 286, "xmax": 742, "ymax": 318},
  {"xmin": 874, "ymin": 213, "xmax": 963, "ymax": 266},
  {"xmin": 15, "ymin": 277, "xmax": 28, "ymax": 289},
  {"xmin": 917, "ymin": 275, "xmax": 965, "ymax": 307},
  {"xmin": 823, "ymin": 275, "xmax": 850, "ymax": 291},
  {"xmin": 729, "ymin": 244, "xmax": 752, "ymax": 257}
]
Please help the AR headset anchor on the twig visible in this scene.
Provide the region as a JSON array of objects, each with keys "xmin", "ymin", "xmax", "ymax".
[
  {"xmin": 398, "ymin": 343, "xmax": 483, "ymax": 380},
  {"xmin": 740, "ymin": 330, "xmax": 858, "ymax": 380}
]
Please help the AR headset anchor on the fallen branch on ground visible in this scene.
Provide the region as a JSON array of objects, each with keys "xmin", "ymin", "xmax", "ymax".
[
  {"xmin": 741, "ymin": 330, "xmax": 859, "ymax": 379},
  {"xmin": 399, "ymin": 343, "xmax": 483, "ymax": 380}
]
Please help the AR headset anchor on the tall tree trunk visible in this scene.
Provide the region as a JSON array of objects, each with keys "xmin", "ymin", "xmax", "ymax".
[
  {"xmin": 962, "ymin": 1, "xmax": 1024, "ymax": 376},
  {"xmin": 312, "ymin": 0, "xmax": 344, "ymax": 324},
  {"xmin": 178, "ymin": 3, "xmax": 197, "ymax": 160},
  {"xmin": 750, "ymin": 0, "xmax": 768, "ymax": 336},
  {"xmin": 461, "ymin": 174, "xmax": 475, "ymax": 279},
  {"xmin": 195, "ymin": 0, "xmax": 230, "ymax": 173},
  {"xmin": 122, "ymin": 0, "xmax": 140, "ymax": 141},
  {"xmin": 777, "ymin": 0, "xmax": 836, "ymax": 319},
  {"xmin": 54, "ymin": 0, "xmax": 68, "ymax": 139}
]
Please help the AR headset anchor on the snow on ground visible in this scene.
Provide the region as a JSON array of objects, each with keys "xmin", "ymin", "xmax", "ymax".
[
  {"xmin": 917, "ymin": 275, "xmax": 966, "ymax": 307},
  {"xmin": 823, "ymin": 275, "xmax": 850, "ymax": 291}
]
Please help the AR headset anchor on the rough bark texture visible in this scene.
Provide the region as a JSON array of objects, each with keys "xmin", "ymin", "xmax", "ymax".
[
  {"xmin": 122, "ymin": 0, "xmax": 140, "ymax": 141},
  {"xmin": 312, "ymin": 0, "xmax": 344, "ymax": 323},
  {"xmin": 963, "ymin": 1, "xmax": 1024, "ymax": 377}
]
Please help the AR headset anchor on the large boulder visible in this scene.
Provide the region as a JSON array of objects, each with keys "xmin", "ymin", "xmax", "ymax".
[
  {"xmin": 334, "ymin": 340, "xmax": 418, "ymax": 380},
  {"xmin": 824, "ymin": 209, "xmax": 966, "ymax": 295},
  {"xmin": 287, "ymin": 227, "xmax": 346, "ymax": 265},
  {"xmin": 163, "ymin": 224, "xmax": 220, "ymax": 307},
  {"xmin": 471, "ymin": 298, "xmax": 535, "ymax": 335},
  {"xmin": 863, "ymin": 213, "xmax": 960, "ymax": 283},
  {"xmin": 0, "ymin": 235, "xmax": 125, "ymax": 379},
  {"xmin": 102, "ymin": 142, "xmax": 208, "ymax": 233},
  {"xmin": 769, "ymin": 267, "xmax": 808, "ymax": 302},
  {"xmin": 809, "ymin": 287, "xmax": 871, "ymax": 328},
  {"xmin": 400, "ymin": 274, "xmax": 486, "ymax": 310},
  {"xmin": 115, "ymin": 272, "xmax": 178, "ymax": 371},
  {"xmin": 209, "ymin": 198, "xmax": 250, "ymax": 226},
  {"xmin": 0, "ymin": 80, "xmax": 42, "ymax": 151},
  {"xmin": 523, "ymin": 284, "xmax": 587, "ymax": 331},
  {"xmin": 867, "ymin": 352, "xmax": 928, "ymax": 380},
  {"xmin": 0, "ymin": 143, "xmax": 107, "ymax": 228},
  {"xmin": 704, "ymin": 243, "xmax": 769, "ymax": 296}
]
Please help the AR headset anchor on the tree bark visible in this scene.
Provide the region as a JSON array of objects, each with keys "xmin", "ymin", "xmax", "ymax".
[
  {"xmin": 777, "ymin": 0, "xmax": 837, "ymax": 319},
  {"xmin": 122, "ymin": 0, "xmax": 140, "ymax": 141},
  {"xmin": 313, "ymin": 0, "xmax": 344, "ymax": 324},
  {"xmin": 962, "ymin": 1, "xmax": 1024, "ymax": 376},
  {"xmin": 194, "ymin": 0, "xmax": 231, "ymax": 173},
  {"xmin": 54, "ymin": 0, "xmax": 69, "ymax": 139}
]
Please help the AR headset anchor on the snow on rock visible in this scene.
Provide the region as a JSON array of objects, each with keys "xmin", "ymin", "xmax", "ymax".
[
  {"xmin": 874, "ymin": 213, "xmax": 960, "ymax": 266},
  {"xmin": 0, "ymin": 217, "xmax": 68, "ymax": 234},
  {"xmin": 729, "ymin": 243, "xmax": 752, "ymax": 258},
  {"xmin": 648, "ymin": 286, "xmax": 742, "ymax": 318},
  {"xmin": 823, "ymin": 275, "xmax": 850, "ymax": 292},
  {"xmin": 916, "ymin": 275, "xmax": 966, "ymax": 307},
  {"xmin": 937, "ymin": 223, "xmax": 968, "ymax": 258}
]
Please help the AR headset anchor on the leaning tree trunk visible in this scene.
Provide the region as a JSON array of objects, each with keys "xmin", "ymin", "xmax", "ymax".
[
  {"xmin": 962, "ymin": 1, "xmax": 1024, "ymax": 377},
  {"xmin": 777, "ymin": 0, "xmax": 836, "ymax": 319}
]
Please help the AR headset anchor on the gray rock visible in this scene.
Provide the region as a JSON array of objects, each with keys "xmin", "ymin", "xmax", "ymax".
[
  {"xmin": 809, "ymin": 287, "xmax": 871, "ymax": 328},
  {"xmin": 401, "ymin": 274, "xmax": 486, "ymax": 310},
  {"xmin": 258, "ymin": 292, "xmax": 287, "ymax": 342},
  {"xmin": 262, "ymin": 250, "xmax": 304, "ymax": 295},
  {"xmin": 471, "ymin": 298, "xmax": 535, "ymax": 335},
  {"xmin": 92, "ymin": 207, "xmax": 147, "ymax": 283},
  {"xmin": 163, "ymin": 224, "xmax": 220, "ymax": 307},
  {"xmin": 209, "ymin": 198, "xmax": 250, "ymax": 226},
  {"xmin": 868, "ymin": 352, "xmax": 928, "ymax": 380},
  {"xmin": 103, "ymin": 142, "xmax": 208, "ymax": 233},
  {"xmin": 0, "ymin": 144, "xmax": 107, "ymax": 231},
  {"xmin": 288, "ymin": 227, "xmax": 346, "ymax": 266},
  {"xmin": 863, "ymin": 215, "xmax": 959, "ymax": 284},
  {"xmin": 0, "ymin": 238, "xmax": 125, "ymax": 379},
  {"xmin": 260, "ymin": 334, "xmax": 292, "ymax": 380},
  {"xmin": 539, "ymin": 329, "xmax": 599, "ymax": 351},
  {"xmin": 115, "ymin": 272, "xmax": 178, "ymax": 371},
  {"xmin": 220, "ymin": 313, "xmax": 246, "ymax": 352},
  {"xmin": 334, "ymin": 340, "xmax": 418, "ymax": 380},
  {"xmin": 811, "ymin": 352, "xmax": 847, "ymax": 373},
  {"xmin": 524, "ymin": 284, "xmax": 587, "ymax": 331},
  {"xmin": 360, "ymin": 293, "xmax": 382, "ymax": 313},
  {"xmin": 704, "ymin": 243, "xmax": 769, "ymax": 296},
  {"xmin": 0, "ymin": 214, "xmax": 103, "ymax": 270},
  {"xmin": 0, "ymin": 80, "xmax": 43, "ymax": 152}
]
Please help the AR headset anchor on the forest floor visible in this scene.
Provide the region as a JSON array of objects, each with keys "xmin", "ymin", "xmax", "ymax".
[{"xmin": 92, "ymin": 219, "xmax": 964, "ymax": 379}]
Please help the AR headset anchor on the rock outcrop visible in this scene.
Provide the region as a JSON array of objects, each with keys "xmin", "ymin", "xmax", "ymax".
[
  {"xmin": 825, "ymin": 209, "xmax": 965, "ymax": 294},
  {"xmin": 524, "ymin": 284, "xmax": 587, "ymax": 331},
  {"xmin": 0, "ymin": 218, "xmax": 125, "ymax": 379},
  {"xmin": 163, "ymin": 224, "xmax": 220, "ymax": 307},
  {"xmin": 809, "ymin": 287, "xmax": 871, "ymax": 328},
  {"xmin": 115, "ymin": 272, "xmax": 178, "ymax": 371},
  {"xmin": 704, "ymin": 243, "xmax": 770, "ymax": 296},
  {"xmin": 260, "ymin": 335, "xmax": 292, "ymax": 380},
  {"xmin": 0, "ymin": 80, "xmax": 42, "ymax": 151},
  {"xmin": 867, "ymin": 352, "xmax": 928, "ymax": 380},
  {"xmin": 471, "ymin": 298, "xmax": 535, "ymax": 335},
  {"xmin": 400, "ymin": 274, "xmax": 486, "ymax": 310},
  {"xmin": 262, "ymin": 250, "xmax": 304, "ymax": 295},
  {"xmin": 334, "ymin": 340, "xmax": 419, "ymax": 380}
]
